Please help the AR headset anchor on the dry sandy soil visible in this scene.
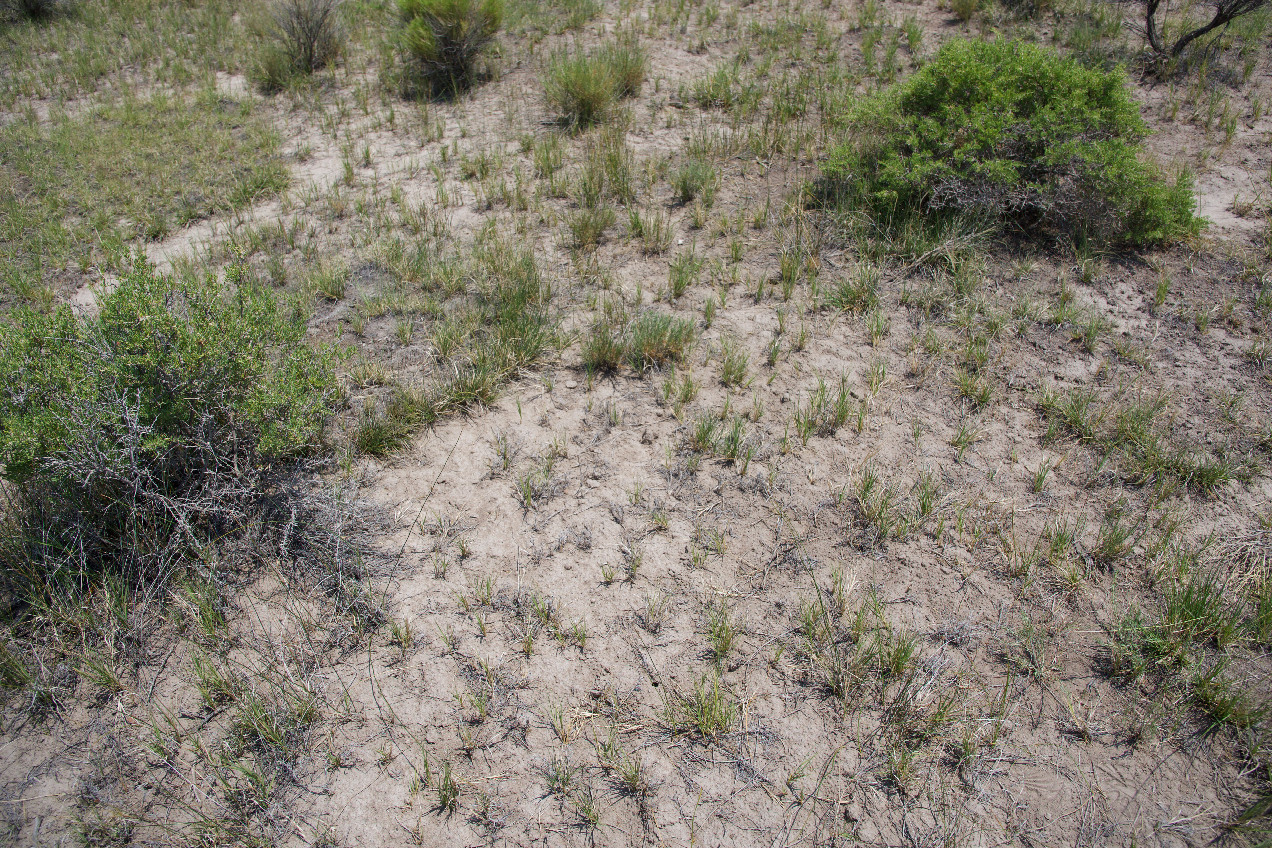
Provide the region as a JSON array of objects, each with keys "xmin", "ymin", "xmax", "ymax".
[{"xmin": 2, "ymin": 0, "xmax": 1272, "ymax": 846}]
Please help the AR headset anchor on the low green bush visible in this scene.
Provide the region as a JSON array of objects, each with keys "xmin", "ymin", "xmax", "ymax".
[
  {"xmin": 0, "ymin": 262, "xmax": 339, "ymax": 587},
  {"xmin": 0, "ymin": 0, "xmax": 67, "ymax": 20},
  {"xmin": 252, "ymin": 0, "xmax": 344, "ymax": 93},
  {"xmin": 819, "ymin": 39, "xmax": 1200, "ymax": 246},
  {"xmin": 398, "ymin": 0, "xmax": 503, "ymax": 94}
]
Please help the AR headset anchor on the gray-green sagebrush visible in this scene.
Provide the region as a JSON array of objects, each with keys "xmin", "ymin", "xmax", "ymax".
[{"xmin": 0, "ymin": 262, "xmax": 339, "ymax": 589}]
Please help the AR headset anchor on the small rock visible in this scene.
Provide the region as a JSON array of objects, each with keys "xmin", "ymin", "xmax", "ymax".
[
  {"xmin": 563, "ymin": 563, "xmax": 572, "ymax": 571},
  {"xmin": 856, "ymin": 820, "xmax": 880, "ymax": 843},
  {"xmin": 565, "ymin": 380, "xmax": 578, "ymax": 389},
  {"xmin": 845, "ymin": 800, "xmax": 864, "ymax": 822}
]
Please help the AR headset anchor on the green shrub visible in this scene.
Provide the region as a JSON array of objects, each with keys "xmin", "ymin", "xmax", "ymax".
[
  {"xmin": 544, "ymin": 37, "xmax": 646, "ymax": 128},
  {"xmin": 819, "ymin": 39, "xmax": 1200, "ymax": 246},
  {"xmin": 398, "ymin": 0, "xmax": 503, "ymax": 94},
  {"xmin": 1, "ymin": 0, "xmax": 67, "ymax": 20},
  {"xmin": 253, "ymin": 0, "xmax": 343, "ymax": 92},
  {"xmin": 0, "ymin": 262, "xmax": 338, "ymax": 586}
]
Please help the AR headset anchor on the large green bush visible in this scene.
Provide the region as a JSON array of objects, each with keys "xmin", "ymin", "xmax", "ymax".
[
  {"xmin": 0, "ymin": 262, "xmax": 339, "ymax": 585},
  {"xmin": 398, "ymin": 0, "xmax": 502, "ymax": 93},
  {"xmin": 820, "ymin": 39, "xmax": 1200, "ymax": 246}
]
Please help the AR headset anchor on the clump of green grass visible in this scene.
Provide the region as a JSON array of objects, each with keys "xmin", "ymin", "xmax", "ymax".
[
  {"xmin": 793, "ymin": 377, "xmax": 853, "ymax": 443},
  {"xmin": 600, "ymin": 33, "xmax": 647, "ymax": 97},
  {"xmin": 544, "ymin": 36, "xmax": 646, "ymax": 128},
  {"xmin": 819, "ymin": 38, "xmax": 1200, "ymax": 247},
  {"xmin": 826, "ymin": 263, "xmax": 880, "ymax": 313},
  {"xmin": 672, "ymin": 158, "xmax": 719, "ymax": 206},
  {"xmin": 582, "ymin": 311, "xmax": 696, "ymax": 374},
  {"xmin": 1039, "ymin": 387, "xmax": 1249, "ymax": 493},
  {"xmin": 581, "ymin": 321, "xmax": 624, "ymax": 373},
  {"xmin": 719, "ymin": 337, "xmax": 749, "ymax": 387},
  {"xmin": 398, "ymin": 0, "xmax": 503, "ymax": 94},
  {"xmin": 629, "ymin": 206, "xmax": 671, "ymax": 254},
  {"xmin": 568, "ymin": 205, "xmax": 615, "ymax": 249},
  {"xmin": 668, "ymin": 249, "xmax": 703, "ymax": 299},
  {"xmin": 662, "ymin": 672, "xmax": 737, "ymax": 739},
  {"xmin": 627, "ymin": 312, "xmax": 695, "ymax": 370}
]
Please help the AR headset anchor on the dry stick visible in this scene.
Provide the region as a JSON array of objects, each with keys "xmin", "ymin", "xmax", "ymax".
[
  {"xmin": 367, "ymin": 422, "xmax": 466, "ymax": 776},
  {"xmin": 398, "ymin": 424, "xmax": 466, "ymax": 560}
]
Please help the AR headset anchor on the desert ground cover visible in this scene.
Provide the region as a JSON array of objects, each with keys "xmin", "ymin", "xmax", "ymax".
[{"xmin": 1, "ymin": 0, "xmax": 1271, "ymax": 845}]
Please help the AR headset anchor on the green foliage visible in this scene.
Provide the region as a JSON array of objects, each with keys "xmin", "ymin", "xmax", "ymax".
[
  {"xmin": 1, "ymin": 0, "xmax": 66, "ymax": 18},
  {"xmin": 0, "ymin": 262, "xmax": 338, "ymax": 581},
  {"xmin": 398, "ymin": 0, "xmax": 502, "ymax": 93},
  {"xmin": 820, "ymin": 39, "xmax": 1200, "ymax": 246},
  {"xmin": 252, "ymin": 0, "xmax": 343, "ymax": 93}
]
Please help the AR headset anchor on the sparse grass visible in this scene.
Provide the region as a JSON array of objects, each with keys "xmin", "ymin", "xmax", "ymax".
[
  {"xmin": 0, "ymin": 0, "xmax": 251, "ymax": 109},
  {"xmin": 1, "ymin": 93, "xmax": 287, "ymax": 300},
  {"xmin": 1039, "ymin": 387, "xmax": 1249, "ymax": 493},
  {"xmin": 354, "ymin": 236, "xmax": 557, "ymax": 452}
]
